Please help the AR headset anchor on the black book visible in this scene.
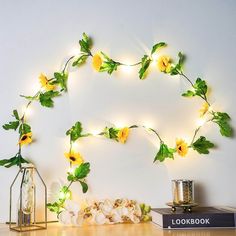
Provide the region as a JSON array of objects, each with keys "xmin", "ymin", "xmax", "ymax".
[{"xmin": 151, "ymin": 207, "xmax": 236, "ymax": 229}]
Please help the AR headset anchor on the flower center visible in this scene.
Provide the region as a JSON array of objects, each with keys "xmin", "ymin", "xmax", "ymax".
[
  {"xmin": 69, "ymin": 156, "xmax": 76, "ymax": 162},
  {"xmin": 21, "ymin": 135, "xmax": 27, "ymax": 141},
  {"xmin": 178, "ymin": 146, "xmax": 182, "ymax": 151}
]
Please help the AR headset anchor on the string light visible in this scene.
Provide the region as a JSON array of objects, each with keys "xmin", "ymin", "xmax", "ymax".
[
  {"xmin": 90, "ymin": 130, "xmax": 101, "ymax": 136},
  {"xmin": 196, "ymin": 118, "xmax": 206, "ymax": 127},
  {"xmin": 114, "ymin": 121, "xmax": 127, "ymax": 128},
  {"xmin": 120, "ymin": 65, "xmax": 133, "ymax": 74},
  {"xmin": 71, "ymin": 142, "xmax": 79, "ymax": 151},
  {"xmin": 142, "ymin": 121, "xmax": 155, "ymax": 130},
  {"xmin": 59, "ymin": 190, "xmax": 71, "ymax": 200},
  {"xmin": 142, "ymin": 126, "xmax": 152, "ymax": 132},
  {"xmin": 21, "ymin": 105, "xmax": 32, "ymax": 118},
  {"xmin": 119, "ymin": 58, "xmax": 136, "ymax": 74},
  {"xmin": 69, "ymin": 46, "xmax": 80, "ymax": 56},
  {"xmin": 30, "ymin": 81, "xmax": 41, "ymax": 92},
  {"xmin": 3, "ymin": 32, "xmax": 232, "ymax": 222},
  {"xmin": 67, "ymin": 166, "xmax": 75, "ymax": 174},
  {"xmin": 152, "ymin": 53, "xmax": 159, "ymax": 62}
]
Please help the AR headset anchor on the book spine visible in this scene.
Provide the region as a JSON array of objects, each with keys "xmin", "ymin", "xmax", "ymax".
[{"xmin": 163, "ymin": 213, "xmax": 236, "ymax": 229}]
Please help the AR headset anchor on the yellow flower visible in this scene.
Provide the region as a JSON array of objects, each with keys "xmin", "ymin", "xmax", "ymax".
[
  {"xmin": 199, "ymin": 102, "xmax": 209, "ymax": 117},
  {"xmin": 92, "ymin": 53, "xmax": 102, "ymax": 71},
  {"xmin": 19, "ymin": 132, "xmax": 32, "ymax": 146},
  {"xmin": 117, "ymin": 127, "xmax": 130, "ymax": 144},
  {"xmin": 39, "ymin": 73, "xmax": 55, "ymax": 91},
  {"xmin": 64, "ymin": 151, "xmax": 84, "ymax": 165},
  {"xmin": 176, "ymin": 139, "xmax": 188, "ymax": 157},
  {"xmin": 157, "ymin": 55, "xmax": 171, "ymax": 73}
]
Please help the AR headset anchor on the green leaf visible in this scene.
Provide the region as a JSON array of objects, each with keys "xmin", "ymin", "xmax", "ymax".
[
  {"xmin": 13, "ymin": 110, "xmax": 20, "ymax": 120},
  {"xmin": 19, "ymin": 123, "xmax": 31, "ymax": 135},
  {"xmin": 67, "ymin": 173, "xmax": 75, "ymax": 182},
  {"xmin": 169, "ymin": 67, "xmax": 179, "ymax": 75},
  {"xmin": 79, "ymin": 181, "xmax": 88, "ymax": 193},
  {"xmin": 17, "ymin": 154, "xmax": 29, "ymax": 166},
  {"xmin": 39, "ymin": 91, "xmax": 60, "ymax": 108},
  {"xmin": 79, "ymin": 32, "xmax": 92, "ymax": 54},
  {"xmin": 0, "ymin": 154, "xmax": 28, "ymax": 168},
  {"xmin": 2, "ymin": 121, "xmax": 19, "ymax": 131},
  {"xmin": 178, "ymin": 52, "xmax": 185, "ymax": 69},
  {"xmin": 2, "ymin": 109, "xmax": 21, "ymax": 131},
  {"xmin": 170, "ymin": 52, "xmax": 185, "ymax": 75},
  {"xmin": 74, "ymin": 162, "xmax": 90, "ymax": 179},
  {"xmin": 54, "ymin": 72, "xmax": 68, "ymax": 91},
  {"xmin": 103, "ymin": 127, "xmax": 119, "ymax": 140},
  {"xmin": 151, "ymin": 42, "xmax": 166, "ymax": 55},
  {"xmin": 20, "ymin": 95, "xmax": 38, "ymax": 101},
  {"xmin": 182, "ymin": 90, "xmax": 195, "ymax": 97},
  {"xmin": 47, "ymin": 202, "xmax": 63, "ymax": 214},
  {"xmin": 59, "ymin": 186, "xmax": 71, "ymax": 201},
  {"xmin": 192, "ymin": 136, "xmax": 214, "ymax": 154},
  {"xmin": 99, "ymin": 52, "xmax": 120, "ymax": 75},
  {"xmin": 0, "ymin": 156, "xmax": 16, "ymax": 167},
  {"xmin": 182, "ymin": 78, "xmax": 208, "ymax": 99},
  {"xmin": 66, "ymin": 121, "xmax": 83, "ymax": 142},
  {"xmin": 139, "ymin": 55, "xmax": 151, "ymax": 80},
  {"xmin": 154, "ymin": 143, "xmax": 175, "ymax": 162},
  {"xmin": 72, "ymin": 54, "xmax": 88, "ymax": 67},
  {"xmin": 194, "ymin": 78, "xmax": 208, "ymax": 97},
  {"xmin": 212, "ymin": 112, "xmax": 233, "ymax": 137}
]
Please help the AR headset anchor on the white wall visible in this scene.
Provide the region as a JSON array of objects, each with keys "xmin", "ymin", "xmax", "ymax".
[{"xmin": 0, "ymin": 0, "xmax": 236, "ymax": 223}]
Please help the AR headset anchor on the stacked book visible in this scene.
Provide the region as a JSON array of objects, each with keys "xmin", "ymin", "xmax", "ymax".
[{"xmin": 151, "ymin": 207, "xmax": 236, "ymax": 229}]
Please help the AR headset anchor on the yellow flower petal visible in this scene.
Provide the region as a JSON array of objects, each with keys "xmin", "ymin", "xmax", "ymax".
[
  {"xmin": 19, "ymin": 132, "xmax": 32, "ymax": 146},
  {"xmin": 39, "ymin": 73, "xmax": 56, "ymax": 91},
  {"xmin": 176, "ymin": 139, "xmax": 188, "ymax": 157},
  {"xmin": 199, "ymin": 102, "xmax": 209, "ymax": 117},
  {"xmin": 92, "ymin": 54, "xmax": 102, "ymax": 71},
  {"xmin": 117, "ymin": 127, "xmax": 130, "ymax": 144},
  {"xmin": 157, "ymin": 56, "xmax": 171, "ymax": 73},
  {"xmin": 64, "ymin": 151, "xmax": 84, "ymax": 165}
]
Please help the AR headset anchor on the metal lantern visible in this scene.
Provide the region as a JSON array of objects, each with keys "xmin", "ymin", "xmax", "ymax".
[
  {"xmin": 9, "ymin": 163, "xmax": 47, "ymax": 232},
  {"xmin": 172, "ymin": 179, "xmax": 194, "ymax": 204}
]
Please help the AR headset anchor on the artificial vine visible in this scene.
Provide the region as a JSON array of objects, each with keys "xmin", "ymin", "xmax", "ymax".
[{"xmin": 0, "ymin": 33, "xmax": 233, "ymax": 215}]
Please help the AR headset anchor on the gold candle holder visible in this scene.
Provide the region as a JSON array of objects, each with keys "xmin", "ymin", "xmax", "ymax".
[{"xmin": 172, "ymin": 179, "xmax": 194, "ymax": 205}]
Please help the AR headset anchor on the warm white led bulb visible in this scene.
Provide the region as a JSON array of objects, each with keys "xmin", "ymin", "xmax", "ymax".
[
  {"xmin": 114, "ymin": 121, "xmax": 127, "ymax": 128},
  {"xmin": 21, "ymin": 105, "xmax": 32, "ymax": 118},
  {"xmin": 59, "ymin": 191, "xmax": 66, "ymax": 199},
  {"xmin": 152, "ymin": 53, "xmax": 159, "ymax": 61},
  {"xmin": 196, "ymin": 118, "xmax": 206, "ymax": 127},
  {"xmin": 143, "ymin": 121, "xmax": 155, "ymax": 130},
  {"xmin": 71, "ymin": 142, "xmax": 79, "ymax": 152},
  {"xmin": 67, "ymin": 166, "xmax": 75, "ymax": 174},
  {"xmin": 69, "ymin": 47, "xmax": 80, "ymax": 56},
  {"xmin": 120, "ymin": 65, "xmax": 133, "ymax": 74},
  {"xmin": 91, "ymin": 130, "xmax": 101, "ymax": 136}
]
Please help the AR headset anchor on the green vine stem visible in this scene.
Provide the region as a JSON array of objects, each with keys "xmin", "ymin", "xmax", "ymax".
[
  {"xmin": 145, "ymin": 127, "xmax": 164, "ymax": 143},
  {"xmin": 115, "ymin": 61, "xmax": 142, "ymax": 67},
  {"xmin": 179, "ymin": 72, "xmax": 210, "ymax": 106},
  {"xmin": 62, "ymin": 55, "xmax": 76, "ymax": 73},
  {"xmin": 190, "ymin": 118, "xmax": 213, "ymax": 145},
  {"xmin": 21, "ymin": 91, "xmax": 41, "ymax": 122}
]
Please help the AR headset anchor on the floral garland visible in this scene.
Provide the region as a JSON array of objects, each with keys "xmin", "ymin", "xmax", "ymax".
[
  {"xmin": 58, "ymin": 199, "xmax": 151, "ymax": 226},
  {"xmin": 0, "ymin": 33, "xmax": 233, "ymax": 219}
]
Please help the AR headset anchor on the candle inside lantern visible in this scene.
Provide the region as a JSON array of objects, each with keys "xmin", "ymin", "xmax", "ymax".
[{"xmin": 172, "ymin": 179, "xmax": 194, "ymax": 205}]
